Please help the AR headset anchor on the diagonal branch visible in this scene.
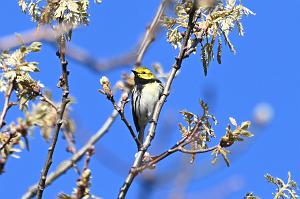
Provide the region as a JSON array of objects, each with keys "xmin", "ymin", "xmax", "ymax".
[
  {"xmin": 102, "ymin": 93, "xmax": 142, "ymax": 149},
  {"xmin": 117, "ymin": 3, "xmax": 198, "ymax": 199},
  {"xmin": 135, "ymin": 0, "xmax": 172, "ymax": 66}
]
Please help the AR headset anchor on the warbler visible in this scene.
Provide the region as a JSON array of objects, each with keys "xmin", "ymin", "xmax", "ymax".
[{"xmin": 131, "ymin": 66, "xmax": 164, "ymax": 143}]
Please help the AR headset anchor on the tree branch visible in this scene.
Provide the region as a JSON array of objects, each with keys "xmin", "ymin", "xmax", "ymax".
[
  {"xmin": 108, "ymin": 94, "xmax": 142, "ymax": 149},
  {"xmin": 65, "ymin": 43, "xmax": 137, "ymax": 73},
  {"xmin": 36, "ymin": 35, "xmax": 70, "ymax": 199},
  {"xmin": 117, "ymin": 3, "xmax": 198, "ymax": 199},
  {"xmin": 135, "ymin": 0, "xmax": 172, "ymax": 66}
]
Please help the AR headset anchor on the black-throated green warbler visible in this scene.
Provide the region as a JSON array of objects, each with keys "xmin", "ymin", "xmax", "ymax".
[{"xmin": 131, "ymin": 66, "xmax": 164, "ymax": 143}]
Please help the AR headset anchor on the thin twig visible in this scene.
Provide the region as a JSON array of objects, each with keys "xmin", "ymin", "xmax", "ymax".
[
  {"xmin": 21, "ymin": 101, "xmax": 120, "ymax": 199},
  {"xmin": 36, "ymin": 35, "xmax": 70, "ymax": 199},
  {"xmin": 0, "ymin": 80, "xmax": 15, "ymax": 129},
  {"xmin": 103, "ymin": 93, "xmax": 142, "ymax": 149},
  {"xmin": 66, "ymin": 43, "xmax": 137, "ymax": 73},
  {"xmin": 40, "ymin": 93, "xmax": 79, "ymax": 170},
  {"xmin": 135, "ymin": 0, "xmax": 172, "ymax": 66},
  {"xmin": 117, "ymin": 3, "xmax": 198, "ymax": 198}
]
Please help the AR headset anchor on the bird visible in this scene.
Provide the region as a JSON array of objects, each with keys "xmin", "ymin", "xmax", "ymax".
[{"xmin": 131, "ymin": 66, "xmax": 164, "ymax": 143}]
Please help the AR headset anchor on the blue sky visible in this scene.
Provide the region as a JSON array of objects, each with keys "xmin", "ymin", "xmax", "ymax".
[{"xmin": 0, "ymin": 1, "xmax": 300, "ymax": 199}]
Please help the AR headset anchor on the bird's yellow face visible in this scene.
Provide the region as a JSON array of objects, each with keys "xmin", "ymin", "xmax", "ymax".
[{"xmin": 132, "ymin": 66, "xmax": 155, "ymax": 80}]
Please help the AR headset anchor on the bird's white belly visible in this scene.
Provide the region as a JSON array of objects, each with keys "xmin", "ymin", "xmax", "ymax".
[{"xmin": 140, "ymin": 83, "xmax": 160, "ymax": 118}]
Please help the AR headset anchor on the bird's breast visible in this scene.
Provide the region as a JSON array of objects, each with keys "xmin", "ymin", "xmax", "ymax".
[{"xmin": 139, "ymin": 82, "xmax": 161, "ymax": 114}]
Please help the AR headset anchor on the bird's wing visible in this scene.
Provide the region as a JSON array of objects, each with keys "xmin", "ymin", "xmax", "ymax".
[
  {"xmin": 156, "ymin": 79, "xmax": 164, "ymax": 97},
  {"xmin": 131, "ymin": 86, "xmax": 140, "ymax": 133}
]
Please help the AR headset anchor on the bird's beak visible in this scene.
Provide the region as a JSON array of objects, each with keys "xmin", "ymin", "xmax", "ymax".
[{"xmin": 131, "ymin": 69, "xmax": 137, "ymax": 74}]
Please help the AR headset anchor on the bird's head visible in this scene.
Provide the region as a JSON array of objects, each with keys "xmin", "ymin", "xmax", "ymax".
[{"xmin": 132, "ymin": 66, "xmax": 155, "ymax": 80}]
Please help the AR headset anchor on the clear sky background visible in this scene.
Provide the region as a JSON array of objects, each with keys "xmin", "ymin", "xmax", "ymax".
[{"xmin": 0, "ymin": 1, "xmax": 300, "ymax": 199}]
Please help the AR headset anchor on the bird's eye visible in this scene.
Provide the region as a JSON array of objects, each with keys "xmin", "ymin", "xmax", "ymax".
[{"xmin": 141, "ymin": 71, "xmax": 146, "ymax": 74}]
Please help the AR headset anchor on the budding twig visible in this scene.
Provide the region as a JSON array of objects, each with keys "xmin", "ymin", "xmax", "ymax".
[{"xmin": 99, "ymin": 85, "xmax": 142, "ymax": 150}]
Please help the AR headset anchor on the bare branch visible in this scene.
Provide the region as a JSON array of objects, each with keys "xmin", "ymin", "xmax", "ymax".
[
  {"xmin": 65, "ymin": 43, "xmax": 137, "ymax": 72},
  {"xmin": 99, "ymin": 89, "xmax": 142, "ymax": 149},
  {"xmin": 135, "ymin": 0, "xmax": 173, "ymax": 66}
]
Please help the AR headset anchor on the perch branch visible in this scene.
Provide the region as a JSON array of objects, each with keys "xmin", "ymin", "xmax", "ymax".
[
  {"xmin": 100, "ymin": 91, "xmax": 141, "ymax": 149},
  {"xmin": 117, "ymin": 3, "xmax": 198, "ymax": 199}
]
